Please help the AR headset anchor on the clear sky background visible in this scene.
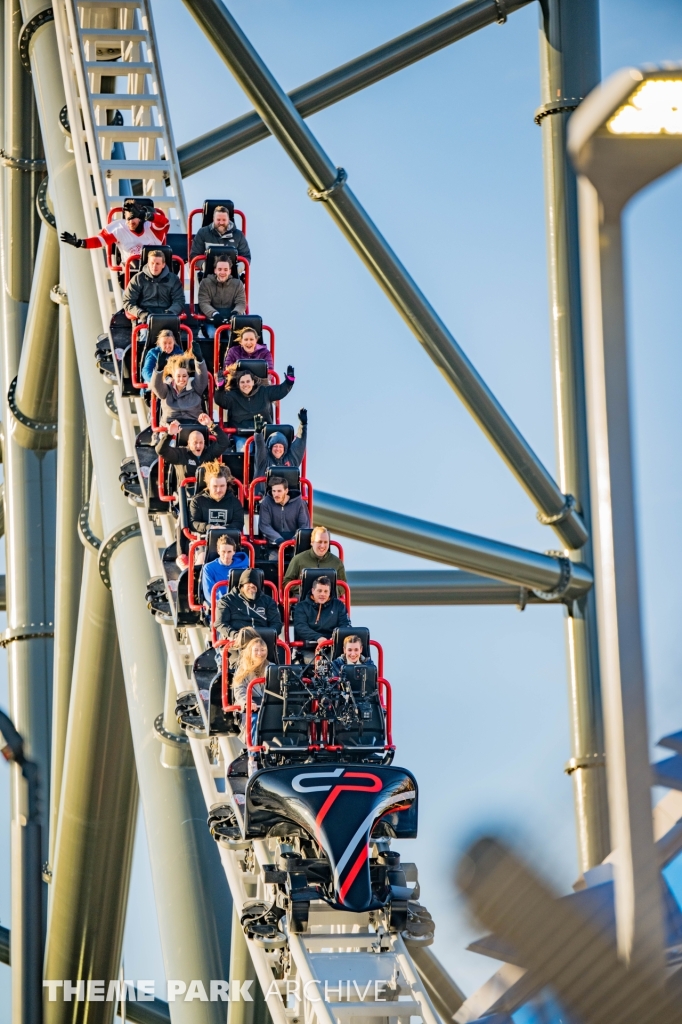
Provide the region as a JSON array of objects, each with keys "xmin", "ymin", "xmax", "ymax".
[{"xmin": 0, "ymin": 0, "xmax": 681, "ymax": 1012}]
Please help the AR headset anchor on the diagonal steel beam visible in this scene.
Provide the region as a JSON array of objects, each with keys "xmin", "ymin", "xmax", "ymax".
[
  {"xmin": 181, "ymin": 0, "xmax": 588, "ymax": 552},
  {"xmin": 314, "ymin": 490, "xmax": 591, "ymax": 598},
  {"xmin": 178, "ymin": 0, "xmax": 534, "ymax": 175},
  {"xmin": 347, "ymin": 570, "xmax": 551, "ymax": 605}
]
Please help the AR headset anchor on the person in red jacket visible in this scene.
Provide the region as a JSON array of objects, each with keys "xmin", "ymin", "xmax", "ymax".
[{"xmin": 60, "ymin": 198, "xmax": 169, "ymax": 264}]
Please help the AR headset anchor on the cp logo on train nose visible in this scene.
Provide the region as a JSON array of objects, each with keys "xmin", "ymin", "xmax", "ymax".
[{"xmin": 291, "ymin": 768, "xmax": 383, "ymax": 794}]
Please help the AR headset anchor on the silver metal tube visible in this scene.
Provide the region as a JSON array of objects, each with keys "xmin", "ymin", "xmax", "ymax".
[
  {"xmin": 346, "ymin": 570, "xmax": 549, "ymax": 606},
  {"xmin": 538, "ymin": 0, "xmax": 609, "ymax": 871},
  {"xmin": 578, "ymin": 179, "xmax": 665, "ymax": 976},
  {"xmin": 314, "ymin": 490, "xmax": 592, "ymax": 598},
  {"xmin": 405, "ymin": 945, "xmax": 465, "ymax": 1021},
  {"xmin": 11, "ymin": 220, "xmax": 59, "ymax": 449},
  {"xmin": 45, "ymin": 497, "xmax": 138, "ymax": 1024},
  {"xmin": 48, "ymin": 295, "xmax": 86, "ymax": 870},
  {"xmin": 24, "ymin": 9, "xmax": 233, "ymax": 1009},
  {"xmin": 178, "ymin": 0, "xmax": 533, "ymax": 175},
  {"xmin": 181, "ymin": 0, "xmax": 588, "ymax": 552}
]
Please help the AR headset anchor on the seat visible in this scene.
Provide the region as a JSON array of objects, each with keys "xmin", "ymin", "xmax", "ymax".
[
  {"xmin": 263, "ymin": 423, "xmax": 295, "ymax": 447},
  {"xmin": 229, "ymin": 314, "xmax": 262, "ymax": 340},
  {"xmin": 293, "ymin": 528, "xmax": 313, "ymax": 554},
  {"xmin": 228, "ymin": 566, "xmax": 264, "ymax": 592},
  {"xmin": 206, "ymin": 527, "xmax": 243, "ymax": 563},
  {"xmin": 299, "ymin": 568, "xmax": 337, "ymax": 602},
  {"xmin": 140, "ymin": 243, "xmax": 174, "ymax": 269},
  {"xmin": 176, "ymin": 422, "xmax": 209, "ymax": 447},
  {"xmin": 205, "ymin": 244, "xmax": 239, "ymax": 278},
  {"xmin": 331, "ymin": 627, "xmax": 371, "ymax": 661},
  {"xmin": 138, "ymin": 314, "xmax": 183, "ymax": 379},
  {"xmin": 265, "ymin": 466, "xmax": 300, "ymax": 497},
  {"xmin": 256, "ymin": 665, "xmax": 310, "ymax": 750},
  {"xmin": 234, "ymin": 359, "xmax": 268, "ymax": 381},
  {"xmin": 332, "ymin": 664, "xmax": 386, "ymax": 750},
  {"xmin": 202, "ymin": 199, "xmax": 235, "ymax": 226}
]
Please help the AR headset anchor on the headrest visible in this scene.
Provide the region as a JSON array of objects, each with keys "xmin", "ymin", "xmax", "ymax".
[
  {"xmin": 202, "ymin": 199, "xmax": 234, "ymax": 227},
  {"xmin": 295, "ymin": 528, "xmax": 312, "ymax": 554},
  {"xmin": 177, "ymin": 423, "xmax": 208, "ymax": 446},
  {"xmin": 204, "ymin": 244, "xmax": 238, "ymax": 277},
  {"xmin": 248, "ymin": 627, "xmax": 277, "ymax": 664},
  {"xmin": 264, "ymin": 423, "xmax": 294, "ymax": 446},
  {"xmin": 229, "ymin": 314, "xmax": 262, "ymax": 340},
  {"xmin": 140, "ymin": 244, "xmax": 173, "ymax": 269},
  {"xmin": 229, "ymin": 566, "xmax": 264, "ymax": 592},
  {"xmin": 123, "ymin": 196, "xmax": 154, "ymax": 218},
  {"xmin": 206, "ymin": 527, "xmax": 242, "ymax": 562},
  {"xmin": 266, "ymin": 466, "xmax": 300, "ymax": 495},
  {"xmin": 146, "ymin": 314, "xmax": 181, "ymax": 348},
  {"xmin": 299, "ymin": 568, "xmax": 337, "ymax": 602},
  {"xmin": 234, "ymin": 359, "xmax": 268, "ymax": 380},
  {"xmin": 332, "ymin": 627, "xmax": 370, "ymax": 660}
]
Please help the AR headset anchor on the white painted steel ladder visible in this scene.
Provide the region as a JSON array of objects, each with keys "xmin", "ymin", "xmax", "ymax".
[{"xmin": 54, "ymin": 4, "xmax": 442, "ymax": 1023}]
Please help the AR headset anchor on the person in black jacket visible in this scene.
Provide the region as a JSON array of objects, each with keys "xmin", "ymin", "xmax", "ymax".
[
  {"xmin": 122, "ymin": 250, "xmax": 184, "ymax": 321},
  {"xmin": 215, "ymin": 568, "xmax": 282, "ymax": 642},
  {"xmin": 189, "ymin": 461, "xmax": 244, "ymax": 534},
  {"xmin": 293, "ymin": 577, "xmax": 350, "ymax": 649},
  {"xmin": 214, "ymin": 365, "xmax": 295, "ymax": 449},
  {"xmin": 189, "ymin": 205, "xmax": 251, "ymax": 262},
  {"xmin": 156, "ymin": 414, "xmax": 231, "ymax": 483}
]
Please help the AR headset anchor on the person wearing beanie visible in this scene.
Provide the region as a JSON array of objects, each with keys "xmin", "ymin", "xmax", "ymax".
[{"xmin": 215, "ymin": 567, "xmax": 282, "ymax": 642}]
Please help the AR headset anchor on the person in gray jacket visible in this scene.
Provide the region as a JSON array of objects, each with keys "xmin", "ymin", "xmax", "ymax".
[
  {"xmin": 258, "ymin": 476, "xmax": 310, "ymax": 547},
  {"xmin": 122, "ymin": 249, "xmax": 185, "ymax": 321},
  {"xmin": 151, "ymin": 351, "xmax": 208, "ymax": 425},
  {"xmin": 197, "ymin": 256, "xmax": 246, "ymax": 338},
  {"xmin": 190, "ymin": 205, "xmax": 251, "ymax": 262}
]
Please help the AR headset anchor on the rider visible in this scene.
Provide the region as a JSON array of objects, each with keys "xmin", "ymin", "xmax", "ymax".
[
  {"xmin": 198, "ymin": 256, "xmax": 246, "ymax": 338},
  {"xmin": 122, "ymin": 249, "xmax": 185, "ymax": 322},
  {"xmin": 284, "ymin": 525, "xmax": 347, "ymax": 584},
  {"xmin": 141, "ymin": 328, "xmax": 183, "ymax": 385},
  {"xmin": 258, "ymin": 476, "xmax": 310, "ymax": 548},
  {"xmin": 224, "ymin": 326, "xmax": 273, "ymax": 372},
  {"xmin": 293, "ymin": 576, "xmax": 350, "ymax": 650},
  {"xmin": 189, "ymin": 462, "xmax": 244, "ymax": 534},
  {"xmin": 190, "ymin": 204, "xmax": 251, "ymax": 262},
  {"xmin": 151, "ymin": 351, "xmax": 208, "ymax": 426},
  {"xmin": 201, "ymin": 534, "xmax": 249, "ymax": 605},
  {"xmin": 155, "ymin": 414, "xmax": 232, "ymax": 482},
  {"xmin": 331, "ymin": 635, "xmax": 375, "ymax": 675},
  {"xmin": 253, "ymin": 409, "xmax": 307, "ymax": 484},
  {"xmin": 60, "ymin": 197, "xmax": 169, "ymax": 264},
  {"xmin": 215, "ymin": 568, "xmax": 282, "ymax": 642}
]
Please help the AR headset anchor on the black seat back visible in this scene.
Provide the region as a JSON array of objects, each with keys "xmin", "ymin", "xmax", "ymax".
[
  {"xmin": 257, "ymin": 665, "xmax": 309, "ymax": 750},
  {"xmin": 202, "ymin": 199, "xmax": 234, "ymax": 226},
  {"xmin": 332, "ymin": 627, "xmax": 370, "ymax": 661},
  {"xmin": 263, "ymin": 423, "xmax": 295, "ymax": 446},
  {"xmin": 266, "ymin": 466, "xmax": 300, "ymax": 495},
  {"xmin": 235, "ymin": 359, "xmax": 268, "ymax": 381},
  {"xmin": 178, "ymin": 422, "xmax": 209, "ymax": 446},
  {"xmin": 205, "ymin": 245, "xmax": 238, "ymax": 278},
  {"xmin": 229, "ymin": 566, "xmax": 263, "ymax": 592},
  {"xmin": 230, "ymin": 314, "xmax": 262, "ymax": 340},
  {"xmin": 140, "ymin": 244, "xmax": 174, "ymax": 270},
  {"xmin": 299, "ymin": 568, "xmax": 337, "ymax": 602},
  {"xmin": 206, "ymin": 527, "xmax": 242, "ymax": 563},
  {"xmin": 295, "ymin": 528, "xmax": 313, "ymax": 554},
  {"xmin": 251, "ymin": 628, "xmax": 277, "ymax": 664}
]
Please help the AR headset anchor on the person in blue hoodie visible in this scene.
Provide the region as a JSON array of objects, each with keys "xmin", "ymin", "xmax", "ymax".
[
  {"xmin": 201, "ymin": 534, "xmax": 250, "ymax": 606},
  {"xmin": 141, "ymin": 328, "xmax": 182, "ymax": 385}
]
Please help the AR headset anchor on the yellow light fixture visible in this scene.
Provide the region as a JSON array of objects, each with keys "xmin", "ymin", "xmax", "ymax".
[{"xmin": 608, "ymin": 78, "xmax": 682, "ymax": 135}]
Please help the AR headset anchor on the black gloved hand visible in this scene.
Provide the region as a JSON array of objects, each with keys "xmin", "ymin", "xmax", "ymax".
[
  {"xmin": 144, "ymin": 206, "xmax": 155, "ymax": 222},
  {"xmin": 191, "ymin": 344, "xmax": 204, "ymax": 362},
  {"xmin": 286, "ymin": 365, "xmax": 295, "ymax": 379},
  {"xmin": 253, "ymin": 414, "xmax": 265, "ymax": 433},
  {"xmin": 298, "ymin": 408, "xmax": 308, "ymax": 426},
  {"xmin": 211, "ymin": 311, "xmax": 223, "ymax": 326},
  {"xmin": 156, "ymin": 351, "xmax": 169, "ymax": 373},
  {"xmin": 60, "ymin": 231, "xmax": 82, "ymax": 248}
]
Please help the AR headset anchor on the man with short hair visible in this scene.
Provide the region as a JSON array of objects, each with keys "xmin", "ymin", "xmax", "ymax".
[
  {"xmin": 190, "ymin": 204, "xmax": 251, "ymax": 262},
  {"xmin": 197, "ymin": 256, "xmax": 246, "ymax": 337},
  {"xmin": 284, "ymin": 525, "xmax": 347, "ymax": 583},
  {"xmin": 155, "ymin": 413, "xmax": 232, "ymax": 483},
  {"xmin": 60, "ymin": 198, "xmax": 169, "ymax": 263},
  {"xmin": 122, "ymin": 249, "xmax": 184, "ymax": 322},
  {"xmin": 202, "ymin": 535, "xmax": 249, "ymax": 605},
  {"xmin": 258, "ymin": 476, "xmax": 310, "ymax": 547},
  {"xmin": 189, "ymin": 463, "xmax": 244, "ymax": 534},
  {"xmin": 332, "ymin": 635, "xmax": 375, "ymax": 675},
  {"xmin": 215, "ymin": 568, "xmax": 282, "ymax": 642},
  {"xmin": 293, "ymin": 576, "xmax": 350, "ymax": 648}
]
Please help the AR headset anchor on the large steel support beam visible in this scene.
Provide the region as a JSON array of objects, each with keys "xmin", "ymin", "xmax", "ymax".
[
  {"xmin": 1, "ymin": 3, "xmax": 56, "ymax": 1021},
  {"xmin": 24, "ymin": 8, "xmax": 233, "ymax": 1014},
  {"xmin": 346, "ymin": 570, "xmax": 551, "ymax": 606},
  {"xmin": 10, "ymin": 219, "xmax": 59, "ymax": 450},
  {"xmin": 538, "ymin": 0, "xmax": 609, "ymax": 871},
  {"xmin": 181, "ymin": 0, "xmax": 588, "ymax": 554},
  {"xmin": 178, "ymin": 0, "xmax": 534, "ymax": 175},
  {"xmin": 44, "ymin": 495, "xmax": 137, "ymax": 1024},
  {"xmin": 48, "ymin": 295, "xmax": 86, "ymax": 869},
  {"xmin": 314, "ymin": 490, "xmax": 592, "ymax": 599}
]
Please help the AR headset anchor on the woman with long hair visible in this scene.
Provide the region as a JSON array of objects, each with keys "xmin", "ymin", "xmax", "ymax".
[
  {"xmin": 151, "ymin": 350, "xmax": 208, "ymax": 424},
  {"xmin": 214, "ymin": 363, "xmax": 295, "ymax": 443},
  {"xmin": 224, "ymin": 326, "xmax": 274, "ymax": 372},
  {"xmin": 232, "ymin": 634, "xmax": 273, "ymax": 772}
]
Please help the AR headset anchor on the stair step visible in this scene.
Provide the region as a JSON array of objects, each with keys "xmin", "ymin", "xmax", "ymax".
[{"xmin": 85, "ymin": 61, "xmax": 153, "ymax": 75}]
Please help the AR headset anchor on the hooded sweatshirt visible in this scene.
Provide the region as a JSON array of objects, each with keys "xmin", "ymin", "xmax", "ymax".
[
  {"xmin": 253, "ymin": 424, "xmax": 307, "ymax": 487},
  {"xmin": 190, "ymin": 221, "xmax": 251, "ymax": 262},
  {"xmin": 215, "ymin": 587, "xmax": 282, "ymax": 641},
  {"xmin": 122, "ymin": 263, "xmax": 185, "ymax": 321},
  {"xmin": 258, "ymin": 493, "xmax": 310, "ymax": 545},
  {"xmin": 189, "ymin": 488, "xmax": 244, "ymax": 534}
]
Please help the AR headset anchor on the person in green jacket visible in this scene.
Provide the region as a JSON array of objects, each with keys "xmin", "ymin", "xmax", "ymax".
[{"xmin": 284, "ymin": 525, "xmax": 347, "ymax": 584}]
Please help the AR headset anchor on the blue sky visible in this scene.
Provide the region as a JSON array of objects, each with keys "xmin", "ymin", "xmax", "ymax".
[{"xmin": 1, "ymin": 0, "xmax": 681, "ymax": 1009}]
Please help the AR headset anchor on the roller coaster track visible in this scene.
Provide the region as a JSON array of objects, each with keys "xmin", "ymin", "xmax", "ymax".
[{"xmin": 51, "ymin": 2, "xmax": 446, "ymax": 1020}]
